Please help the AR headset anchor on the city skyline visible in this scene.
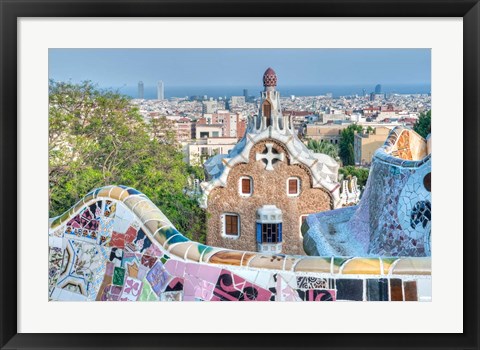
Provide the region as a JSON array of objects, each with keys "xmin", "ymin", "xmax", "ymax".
[
  {"xmin": 49, "ymin": 48, "xmax": 431, "ymax": 91},
  {"xmin": 157, "ymin": 81, "xmax": 164, "ymax": 100}
]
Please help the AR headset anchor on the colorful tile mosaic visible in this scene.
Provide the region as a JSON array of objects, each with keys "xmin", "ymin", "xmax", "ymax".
[
  {"xmin": 303, "ymin": 127, "xmax": 431, "ymax": 258},
  {"xmin": 49, "ymin": 185, "xmax": 431, "ymax": 302}
]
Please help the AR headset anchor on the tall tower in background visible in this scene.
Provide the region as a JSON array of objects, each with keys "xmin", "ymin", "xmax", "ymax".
[
  {"xmin": 138, "ymin": 81, "xmax": 144, "ymax": 99},
  {"xmin": 157, "ymin": 81, "xmax": 165, "ymax": 100},
  {"xmin": 243, "ymin": 89, "xmax": 248, "ymax": 98},
  {"xmin": 375, "ymin": 84, "xmax": 382, "ymax": 94}
]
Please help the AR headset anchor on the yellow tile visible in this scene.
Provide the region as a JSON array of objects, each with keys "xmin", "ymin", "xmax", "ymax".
[
  {"xmin": 184, "ymin": 243, "xmax": 205, "ymax": 262},
  {"xmin": 240, "ymin": 252, "xmax": 257, "ymax": 266},
  {"xmin": 201, "ymin": 247, "xmax": 225, "ymax": 263},
  {"xmin": 132, "ymin": 200, "xmax": 155, "ymax": 219},
  {"xmin": 208, "ymin": 250, "xmax": 245, "ymax": 266},
  {"xmin": 341, "ymin": 258, "xmax": 381, "ymax": 275},
  {"xmin": 168, "ymin": 242, "xmax": 196, "ymax": 260},
  {"xmin": 123, "ymin": 195, "xmax": 144, "ymax": 209},
  {"xmin": 97, "ymin": 186, "xmax": 113, "ymax": 198},
  {"xmin": 140, "ymin": 210, "xmax": 164, "ymax": 223},
  {"xmin": 294, "ymin": 257, "xmax": 331, "ymax": 273},
  {"xmin": 249, "ymin": 254, "xmax": 285, "ymax": 270},
  {"xmin": 109, "ymin": 186, "xmax": 127, "ymax": 201},
  {"xmin": 380, "ymin": 258, "xmax": 397, "ymax": 274},
  {"xmin": 391, "ymin": 257, "xmax": 431, "ymax": 275},
  {"xmin": 144, "ymin": 220, "xmax": 170, "ymax": 236}
]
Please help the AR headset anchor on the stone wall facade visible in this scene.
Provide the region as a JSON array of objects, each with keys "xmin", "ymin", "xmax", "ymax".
[{"xmin": 206, "ymin": 139, "xmax": 333, "ymax": 255}]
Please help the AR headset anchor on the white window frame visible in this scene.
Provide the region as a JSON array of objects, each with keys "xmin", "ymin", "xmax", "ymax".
[
  {"xmin": 239, "ymin": 176, "xmax": 253, "ymax": 197},
  {"xmin": 286, "ymin": 177, "xmax": 301, "ymax": 197},
  {"xmin": 221, "ymin": 213, "xmax": 240, "ymax": 239}
]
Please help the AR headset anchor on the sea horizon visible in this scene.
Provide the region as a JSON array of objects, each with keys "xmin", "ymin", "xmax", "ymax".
[{"xmin": 111, "ymin": 83, "xmax": 431, "ymax": 100}]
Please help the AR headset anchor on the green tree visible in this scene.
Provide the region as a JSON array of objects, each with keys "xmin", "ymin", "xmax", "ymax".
[
  {"xmin": 187, "ymin": 165, "xmax": 206, "ymax": 182},
  {"xmin": 49, "ymin": 80, "xmax": 206, "ymax": 243},
  {"xmin": 339, "ymin": 124, "xmax": 363, "ymax": 166},
  {"xmin": 413, "ymin": 110, "xmax": 431, "ymax": 138},
  {"xmin": 339, "ymin": 166, "xmax": 370, "ymax": 188},
  {"xmin": 306, "ymin": 139, "xmax": 339, "ymax": 159}
]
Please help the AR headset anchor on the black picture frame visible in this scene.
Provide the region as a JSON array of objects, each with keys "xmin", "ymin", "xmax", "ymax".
[{"xmin": 1, "ymin": 1, "xmax": 478, "ymax": 349}]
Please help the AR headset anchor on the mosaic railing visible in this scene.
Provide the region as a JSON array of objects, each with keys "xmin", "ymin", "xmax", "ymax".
[
  {"xmin": 304, "ymin": 126, "xmax": 431, "ymax": 258},
  {"xmin": 49, "ymin": 185, "xmax": 431, "ymax": 301},
  {"xmin": 374, "ymin": 127, "xmax": 431, "ymax": 168}
]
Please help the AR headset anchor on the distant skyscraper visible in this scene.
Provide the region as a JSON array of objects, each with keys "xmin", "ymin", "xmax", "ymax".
[
  {"xmin": 157, "ymin": 81, "xmax": 165, "ymax": 100},
  {"xmin": 138, "ymin": 81, "xmax": 144, "ymax": 99},
  {"xmin": 243, "ymin": 89, "xmax": 248, "ymax": 98},
  {"xmin": 375, "ymin": 84, "xmax": 382, "ymax": 94}
]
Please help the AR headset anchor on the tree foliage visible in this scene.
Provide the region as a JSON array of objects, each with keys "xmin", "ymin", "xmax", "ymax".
[
  {"xmin": 306, "ymin": 139, "xmax": 339, "ymax": 159},
  {"xmin": 339, "ymin": 124, "xmax": 363, "ymax": 166},
  {"xmin": 49, "ymin": 80, "xmax": 206, "ymax": 243},
  {"xmin": 339, "ymin": 166, "xmax": 370, "ymax": 188},
  {"xmin": 413, "ymin": 110, "xmax": 431, "ymax": 138}
]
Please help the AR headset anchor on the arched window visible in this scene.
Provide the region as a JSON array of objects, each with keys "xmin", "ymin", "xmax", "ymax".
[{"xmin": 263, "ymin": 101, "xmax": 272, "ymax": 127}]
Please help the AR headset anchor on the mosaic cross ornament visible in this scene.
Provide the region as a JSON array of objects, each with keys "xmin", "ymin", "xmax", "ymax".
[{"xmin": 256, "ymin": 143, "xmax": 284, "ymax": 171}]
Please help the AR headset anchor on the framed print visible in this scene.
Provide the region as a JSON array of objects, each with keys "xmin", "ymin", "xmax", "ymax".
[{"xmin": 1, "ymin": 1, "xmax": 479, "ymax": 349}]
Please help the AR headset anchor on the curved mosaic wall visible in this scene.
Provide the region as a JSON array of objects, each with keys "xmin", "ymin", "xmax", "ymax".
[
  {"xmin": 49, "ymin": 184, "xmax": 431, "ymax": 302},
  {"xmin": 303, "ymin": 127, "xmax": 431, "ymax": 257}
]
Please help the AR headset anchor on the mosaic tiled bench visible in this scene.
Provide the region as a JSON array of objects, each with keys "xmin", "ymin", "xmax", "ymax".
[
  {"xmin": 49, "ymin": 185, "xmax": 431, "ymax": 302},
  {"xmin": 303, "ymin": 127, "xmax": 431, "ymax": 258}
]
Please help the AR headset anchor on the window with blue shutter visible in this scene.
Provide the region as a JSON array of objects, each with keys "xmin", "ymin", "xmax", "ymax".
[{"xmin": 258, "ymin": 223, "xmax": 282, "ymax": 243}]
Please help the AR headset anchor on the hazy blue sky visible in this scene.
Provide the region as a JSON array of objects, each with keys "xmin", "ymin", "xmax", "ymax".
[{"xmin": 49, "ymin": 48, "xmax": 430, "ymax": 88}]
